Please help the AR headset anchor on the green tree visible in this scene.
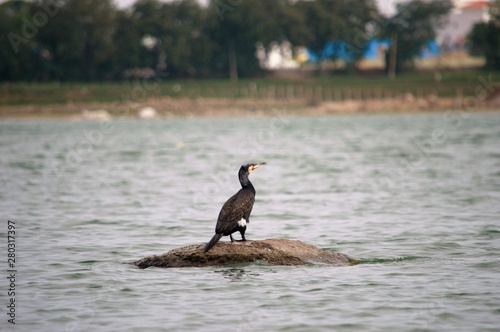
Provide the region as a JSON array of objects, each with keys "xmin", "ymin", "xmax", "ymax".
[
  {"xmin": 112, "ymin": 9, "xmax": 142, "ymax": 75},
  {"xmin": 0, "ymin": 1, "xmax": 45, "ymax": 81},
  {"xmin": 467, "ymin": 0, "xmax": 500, "ymax": 69},
  {"xmin": 206, "ymin": 0, "xmax": 295, "ymax": 79},
  {"xmin": 131, "ymin": 0, "xmax": 212, "ymax": 77},
  {"xmin": 291, "ymin": 0, "xmax": 380, "ymax": 68},
  {"xmin": 383, "ymin": 0, "xmax": 452, "ymax": 73},
  {"xmin": 164, "ymin": 0, "xmax": 212, "ymax": 77},
  {"xmin": 35, "ymin": 0, "xmax": 117, "ymax": 80},
  {"xmin": 293, "ymin": 0, "xmax": 342, "ymax": 57}
]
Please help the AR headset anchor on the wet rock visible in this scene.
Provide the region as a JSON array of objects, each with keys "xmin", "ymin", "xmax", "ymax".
[{"xmin": 134, "ymin": 238, "xmax": 356, "ymax": 269}]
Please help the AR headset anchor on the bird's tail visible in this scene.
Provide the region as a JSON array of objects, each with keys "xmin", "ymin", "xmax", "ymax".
[{"xmin": 204, "ymin": 233, "xmax": 223, "ymax": 253}]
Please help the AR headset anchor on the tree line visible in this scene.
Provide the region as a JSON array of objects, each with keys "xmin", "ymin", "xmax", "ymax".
[
  {"xmin": 468, "ymin": 0, "xmax": 500, "ymax": 70},
  {"xmin": 0, "ymin": 0, "xmax": 470, "ymax": 82}
]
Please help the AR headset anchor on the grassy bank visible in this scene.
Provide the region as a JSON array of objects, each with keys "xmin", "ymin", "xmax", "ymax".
[{"xmin": 0, "ymin": 71, "xmax": 495, "ymax": 106}]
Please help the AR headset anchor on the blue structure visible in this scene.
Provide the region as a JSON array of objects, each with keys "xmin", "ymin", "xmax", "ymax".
[
  {"xmin": 364, "ymin": 39, "xmax": 392, "ymax": 59},
  {"xmin": 307, "ymin": 41, "xmax": 358, "ymax": 62},
  {"xmin": 307, "ymin": 39, "xmax": 440, "ymax": 63},
  {"xmin": 420, "ymin": 40, "xmax": 440, "ymax": 58}
]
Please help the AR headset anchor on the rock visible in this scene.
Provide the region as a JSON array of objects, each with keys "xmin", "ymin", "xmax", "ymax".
[
  {"xmin": 486, "ymin": 87, "xmax": 500, "ymax": 106},
  {"xmin": 134, "ymin": 238, "xmax": 356, "ymax": 269},
  {"xmin": 403, "ymin": 92, "xmax": 415, "ymax": 102},
  {"xmin": 81, "ymin": 109, "xmax": 111, "ymax": 121},
  {"xmin": 426, "ymin": 94, "xmax": 438, "ymax": 106},
  {"xmin": 138, "ymin": 106, "xmax": 157, "ymax": 119}
]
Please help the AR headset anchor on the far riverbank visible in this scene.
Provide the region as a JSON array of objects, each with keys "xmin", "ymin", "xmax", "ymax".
[{"xmin": 0, "ymin": 95, "xmax": 497, "ymax": 120}]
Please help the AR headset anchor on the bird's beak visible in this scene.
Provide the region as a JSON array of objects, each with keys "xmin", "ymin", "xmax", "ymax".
[{"xmin": 249, "ymin": 162, "xmax": 266, "ymax": 173}]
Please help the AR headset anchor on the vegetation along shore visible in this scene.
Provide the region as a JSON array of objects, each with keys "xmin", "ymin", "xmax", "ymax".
[{"xmin": 1, "ymin": 72, "xmax": 499, "ymax": 119}]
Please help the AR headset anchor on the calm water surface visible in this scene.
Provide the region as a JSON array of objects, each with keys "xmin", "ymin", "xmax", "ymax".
[{"xmin": 1, "ymin": 112, "xmax": 499, "ymax": 331}]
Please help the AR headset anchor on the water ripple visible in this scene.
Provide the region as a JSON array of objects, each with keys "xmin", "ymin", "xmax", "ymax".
[{"xmin": 1, "ymin": 113, "xmax": 499, "ymax": 331}]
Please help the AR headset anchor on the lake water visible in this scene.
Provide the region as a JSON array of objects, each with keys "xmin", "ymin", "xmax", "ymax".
[{"xmin": 1, "ymin": 111, "xmax": 499, "ymax": 331}]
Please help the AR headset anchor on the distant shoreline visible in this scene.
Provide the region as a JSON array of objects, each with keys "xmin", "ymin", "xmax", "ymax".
[
  {"xmin": 2, "ymin": 71, "xmax": 499, "ymax": 119},
  {"xmin": 0, "ymin": 96, "xmax": 497, "ymax": 120}
]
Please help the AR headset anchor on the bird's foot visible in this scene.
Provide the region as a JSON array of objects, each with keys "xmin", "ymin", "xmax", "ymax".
[{"xmin": 230, "ymin": 235, "xmax": 246, "ymax": 242}]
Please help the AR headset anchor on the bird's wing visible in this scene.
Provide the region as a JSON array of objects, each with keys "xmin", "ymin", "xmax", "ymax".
[{"xmin": 215, "ymin": 189, "xmax": 255, "ymax": 234}]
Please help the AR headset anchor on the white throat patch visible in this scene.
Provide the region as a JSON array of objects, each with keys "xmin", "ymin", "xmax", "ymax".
[{"xmin": 237, "ymin": 218, "xmax": 247, "ymax": 227}]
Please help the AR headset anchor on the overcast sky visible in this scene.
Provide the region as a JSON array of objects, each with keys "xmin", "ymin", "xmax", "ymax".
[{"xmin": 113, "ymin": 0, "xmax": 403, "ymax": 15}]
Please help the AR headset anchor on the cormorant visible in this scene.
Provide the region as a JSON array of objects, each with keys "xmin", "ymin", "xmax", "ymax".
[{"xmin": 204, "ymin": 162, "xmax": 266, "ymax": 253}]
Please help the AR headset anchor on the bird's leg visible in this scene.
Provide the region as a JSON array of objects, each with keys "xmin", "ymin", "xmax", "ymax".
[
  {"xmin": 230, "ymin": 234, "xmax": 235, "ymax": 242},
  {"xmin": 234, "ymin": 229, "xmax": 247, "ymax": 242}
]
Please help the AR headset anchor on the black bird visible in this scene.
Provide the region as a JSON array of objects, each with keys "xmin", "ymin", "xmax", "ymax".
[{"xmin": 204, "ymin": 162, "xmax": 266, "ymax": 252}]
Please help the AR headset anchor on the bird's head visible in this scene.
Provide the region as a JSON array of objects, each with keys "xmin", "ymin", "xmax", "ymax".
[{"xmin": 240, "ymin": 162, "xmax": 266, "ymax": 175}]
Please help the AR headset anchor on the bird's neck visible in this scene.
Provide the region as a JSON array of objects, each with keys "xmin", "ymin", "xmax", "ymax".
[{"xmin": 239, "ymin": 174, "xmax": 255, "ymax": 193}]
